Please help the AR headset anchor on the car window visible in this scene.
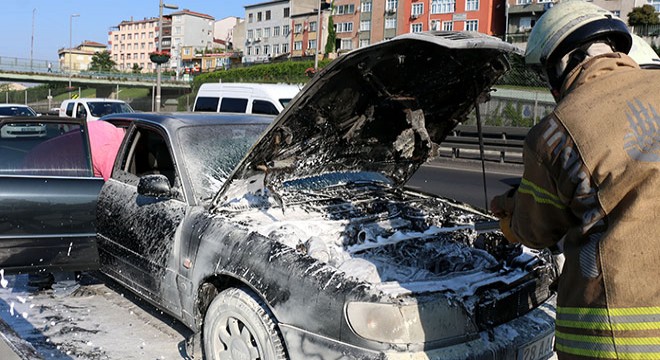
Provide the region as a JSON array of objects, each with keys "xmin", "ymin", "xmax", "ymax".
[
  {"xmin": 279, "ymin": 98, "xmax": 293, "ymax": 108},
  {"xmin": 193, "ymin": 97, "xmax": 219, "ymax": 112},
  {"xmin": 252, "ymin": 100, "xmax": 279, "ymax": 115},
  {"xmin": 0, "ymin": 122, "xmax": 91, "ymax": 177},
  {"xmin": 66, "ymin": 103, "xmax": 74, "ymax": 117},
  {"xmin": 75, "ymin": 104, "xmax": 87, "ymax": 119},
  {"xmin": 178, "ymin": 124, "xmax": 268, "ymax": 202},
  {"xmin": 0, "ymin": 106, "xmax": 36, "ymax": 117},
  {"xmin": 120, "ymin": 127, "xmax": 182, "ymax": 200},
  {"xmin": 87, "ymin": 102, "xmax": 133, "ymax": 117},
  {"xmin": 219, "ymin": 98, "xmax": 248, "ymax": 113}
]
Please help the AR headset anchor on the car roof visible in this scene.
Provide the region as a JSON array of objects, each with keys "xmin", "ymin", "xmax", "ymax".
[
  {"xmin": 101, "ymin": 112, "xmax": 275, "ymax": 133},
  {"xmin": 0, "ymin": 104, "xmax": 34, "ymax": 108},
  {"xmin": 63, "ymin": 98, "xmax": 125, "ymax": 102}
]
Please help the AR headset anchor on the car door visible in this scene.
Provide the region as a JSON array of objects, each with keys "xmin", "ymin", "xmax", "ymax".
[
  {"xmin": 0, "ymin": 117, "xmax": 103, "ymax": 274},
  {"xmin": 96, "ymin": 122, "xmax": 187, "ymax": 310}
]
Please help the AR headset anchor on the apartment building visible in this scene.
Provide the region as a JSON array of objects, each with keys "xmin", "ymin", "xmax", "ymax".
[
  {"xmin": 168, "ymin": 9, "xmax": 215, "ymax": 74},
  {"xmin": 215, "ymin": 16, "xmax": 243, "ymax": 50},
  {"xmin": 243, "ymin": 0, "xmax": 325, "ymax": 63},
  {"xmin": 505, "ymin": 0, "xmax": 641, "ymax": 47},
  {"xmin": 290, "ymin": 10, "xmax": 329, "ymax": 58},
  {"xmin": 244, "ymin": 0, "xmax": 294, "ymax": 63},
  {"xmin": 108, "ymin": 17, "xmax": 159, "ymax": 73},
  {"xmin": 401, "ymin": 0, "xmax": 505, "ymax": 36},
  {"xmin": 58, "ymin": 41, "xmax": 108, "ymax": 73}
]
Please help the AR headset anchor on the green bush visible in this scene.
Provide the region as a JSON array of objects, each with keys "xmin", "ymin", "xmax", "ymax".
[{"xmin": 191, "ymin": 60, "xmax": 331, "ymax": 92}]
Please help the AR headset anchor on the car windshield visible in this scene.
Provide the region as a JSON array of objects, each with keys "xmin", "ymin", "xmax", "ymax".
[
  {"xmin": 87, "ymin": 102, "xmax": 134, "ymax": 117},
  {"xmin": 0, "ymin": 106, "xmax": 37, "ymax": 117},
  {"xmin": 178, "ymin": 124, "xmax": 269, "ymax": 202}
]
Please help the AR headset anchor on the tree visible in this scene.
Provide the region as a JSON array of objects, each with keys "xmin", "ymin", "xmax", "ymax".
[
  {"xmin": 325, "ymin": 15, "xmax": 336, "ymax": 54},
  {"xmin": 131, "ymin": 63, "xmax": 143, "ymax": 74},
  {"xmin": 89, "ymin": 50, "xmax": 117, "ymax": 72},
  {"xmin": 628, "ymin": 5, "xmax": 659, "ymax": 26}
]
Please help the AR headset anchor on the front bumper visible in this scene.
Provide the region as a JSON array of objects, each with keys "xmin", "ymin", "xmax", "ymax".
[{"xmin": 280, "ymin": 296, "xmax": 556, "ymax": 360}]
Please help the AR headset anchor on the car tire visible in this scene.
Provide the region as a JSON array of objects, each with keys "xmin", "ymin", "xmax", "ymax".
[{"xmin": 203, "ymin": 287, "xmax": 287, "ymax": 360}]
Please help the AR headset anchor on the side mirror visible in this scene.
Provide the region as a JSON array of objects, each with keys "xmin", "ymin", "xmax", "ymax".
[{"xmin": 137, "ymin": 174, "xmax": 171, "ymax": 198}]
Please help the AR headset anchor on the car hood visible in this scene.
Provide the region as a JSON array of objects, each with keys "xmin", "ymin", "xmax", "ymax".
[{"xmin": 213, "ymin": 32, "xmax": 522, "ymax": 207}]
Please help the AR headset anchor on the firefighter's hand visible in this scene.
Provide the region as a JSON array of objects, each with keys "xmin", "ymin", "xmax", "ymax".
[
  {"xmin": 498, "ymin": 214, "xmax": 519, "ymax": 244},
  {"xmin": 490, "ymin": 194, "xmax": 509, "ymax": 218}
]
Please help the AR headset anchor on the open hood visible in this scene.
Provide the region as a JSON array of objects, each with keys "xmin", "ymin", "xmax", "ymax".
[{"xmin": 213, "ymin": 32, "xmax": 522, "ymax": 206}]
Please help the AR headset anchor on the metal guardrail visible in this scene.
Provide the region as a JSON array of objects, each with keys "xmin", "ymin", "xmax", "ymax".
[{"xmin": 442, "ymin": 125, "xmax": 530, "ymax": 163}]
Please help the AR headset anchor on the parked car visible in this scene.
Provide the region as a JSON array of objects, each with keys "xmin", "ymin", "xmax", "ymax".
[
  {"xmin": 193, "ymin": 82, "xmax": 301, "ymax": 115},
  {"xmin": 59, "ymin": 98, "xmax": 134, "ymax": 121},
  {"xmin": 0, "ymin": 104, "xmax": 46, "ymax": 138},
  {"xmin": 0, "ymin": 32, "xmax": 557, "ymax": 360}
]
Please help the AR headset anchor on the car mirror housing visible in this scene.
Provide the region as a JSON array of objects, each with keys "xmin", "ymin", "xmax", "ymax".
[{"xmin": 137, "ymin": 174, "xmax": 171, "ymax": 198}]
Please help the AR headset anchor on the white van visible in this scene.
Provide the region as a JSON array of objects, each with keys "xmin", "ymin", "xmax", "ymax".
[
  {"xmin": 60, "ymin": 98, "xmax": 134, "ymax": 121},
  {"xmin": 193, "ymin": 83, "xmax": 301, "ymax": 115}
]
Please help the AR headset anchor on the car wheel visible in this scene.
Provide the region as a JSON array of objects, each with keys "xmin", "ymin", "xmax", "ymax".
[{"xmin": 203, "ymin": 287, "xmax": 287, "ymax": 360}]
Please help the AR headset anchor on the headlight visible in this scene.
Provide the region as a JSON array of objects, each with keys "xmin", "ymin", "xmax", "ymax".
[{"xmin": 345, "ymin": 300, "xmax": 478, "ymax": 344}]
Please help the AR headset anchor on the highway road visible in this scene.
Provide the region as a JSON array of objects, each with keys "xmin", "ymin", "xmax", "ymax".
[{"xmin": 408, "ymin": 158, "xmax": 523, "ymax": 210}]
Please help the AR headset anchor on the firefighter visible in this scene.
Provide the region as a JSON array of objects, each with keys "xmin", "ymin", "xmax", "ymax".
[{"xmin": 489, "ymin": 1, "xmax": 660, "ymax": 359}]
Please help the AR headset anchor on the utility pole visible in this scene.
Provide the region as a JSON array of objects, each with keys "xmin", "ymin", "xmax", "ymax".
[
  {"xmin": 156, "ymin": 0, "xmax": 178, "ymax": 111},
  {"xmin": 31, "ymin": 8, "xmax": 36, "ymax": 71}
]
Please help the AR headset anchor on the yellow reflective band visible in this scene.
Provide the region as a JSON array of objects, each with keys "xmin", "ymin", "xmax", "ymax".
[
  {"xmin": 519, "ymin": 178, "xmax": 566, "ymax": 210},
  {"xmin": 557, "ymin": 319, "xmax": 660, "ymax": 331},
  {"xmin": 556, "ymin": 331, "xmax": 660, "ymax": 346},
  {"xmin": 557, "ymin": 342, "xmax": 660, "ymax": 359},
  {"xmin": 558, "ymin": 306, "xmax": 660, "ymax": 317}
]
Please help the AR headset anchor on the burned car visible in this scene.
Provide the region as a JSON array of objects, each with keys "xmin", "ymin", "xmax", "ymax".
[{"xmin": 1, "ymin": 32, "xmax": 557, "ymax": 360}]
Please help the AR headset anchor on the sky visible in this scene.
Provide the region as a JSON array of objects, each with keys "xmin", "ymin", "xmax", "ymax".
[{"xmin": 1, "ymin": 0, "xmax": 249, "ymax": 61}]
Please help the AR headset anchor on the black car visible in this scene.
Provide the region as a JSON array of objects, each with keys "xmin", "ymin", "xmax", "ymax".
[{"xmin": 1, "ymin": 32, "xmax": 557, "ymax": 360}]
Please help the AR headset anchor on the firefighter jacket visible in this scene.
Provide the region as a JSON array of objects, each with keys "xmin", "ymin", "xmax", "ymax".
[{"xmin": 502, "ymin": 53, "xmax": 660, "ymax": 359}]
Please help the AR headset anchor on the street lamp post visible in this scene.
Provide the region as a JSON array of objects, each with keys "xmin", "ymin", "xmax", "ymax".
[
  {"xmin": 156, "ymin": 0, "xmax": 178, "ymax": 111},
  {"xmin": 69, "ymin": 13, "xmax": 80, "ymax": 95},
  {"xmin": 31, "ymin": 8, "xmax": 36, "ymax": 71},
  {"xmin": 314, "ymin": 2, "xmax": 321, "ymax": 71}
]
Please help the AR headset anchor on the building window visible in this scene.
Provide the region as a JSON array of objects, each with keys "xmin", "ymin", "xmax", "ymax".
[
  {"xmin": 360, "ymin": 20, "xmax": 371, "ymax": 31},
  {"xmin": 184, "ymin": 48, "xmax": 191, "ymax": 55},
  {"xmin": 295, "ymin": 24, "xmax": 303, "ymax": 33},
  {"xmin": 263, "ymin": 45, "xmax": 270, "ymax": 55},
  {"xmin": 411, "ymin": 3, "xmax": 424, "ymax": 16},
  {"xmin": 266, "ymin": 10, "xmax": 271, "ymax": 20},
  {"xmin": 248, "ymin": 30, "xmax": 254, "ymax": 39},
  {"xmin": 443, "ymin": 21, "xmax": 453, "ymax": 30},
  {"xmin": 282, "ymin": 43, "xmax": 289, "ymax": 53},
  {"xmin": 248, "ymin": 13, "xmax": 254, "ymax": 23},
  {"xmin": 430, "ymin": 20, "xmax": 440, "ymax": 30},
  {"xmin": 257, "ymin": 12, "xmax": 262, "ymax": 21},
  {"xmin": 431, "ymin": 0, "xmax": 455, "ymax": 13},
  {"xmin": 340, "ymin": 39, "xmax": 353, "ymax": 50},
  {"xmin": 255, "ymin": 46, "xmax": 260, "ymax": 55},
  {"xmin": 273, "ymin": 26, "xmax": 281, "ymax": 36},
  {"xmin": 466, "ymin": 0, "xmax": 478, "ymax": 11},
  {"xmin": 284, "ymin": 7, "xmax": 290, "ymax": 17},
  {"xmin": 114, "ymin": 35, "xmax": 119, "ymax": 41},
  {"xmin": 273, "ymin": 44, "xmax": 280, "ymax": 54},
  {"xmin": 264, "ymin": 28, "xmax": 271, "ymax": 37},
  {"xmin": 256, "ymin": 28, "xmax": 263, "ymax": 38},
  {"xmin": 411, "ymin": 23, "xmax": 423, "ymax": 33},
  {"xmin": 359, "ymin": 39, "xmax": 370, "ymax": 48},
  {"xmin": 361, "ymin": 1, "xmax": 372, "ymax": 12},
  {"xmin": 149, "ymin": 32, "xmax": 153, "ymax": 38},
  {"xmin": 294, "ymin": 41, "xmax": 303, "ymax": 50},
  {"xmin": 335, "ymin": 4, "xmax": 355, "ymax": 15},
  {"xmin": 310, "ymin": 21, "xmax": 317, "ymax": 32},
  {"xmin": 283, "ymin": 25, "xmax": 290, "ymax": 36},
  {"xmin": 386, "ymin": 0, "xmax": 398, "ymax": 12},
  {"xmin": 519, "ymin": 17, "xmax": 533, "ymax": 31},
  {"xmin": 308, "ymin": 39, "xmax": 317, "ymax": 50},
  {"xmin": 335, "ymin": 22, "xmax": 354, "ymax": 33},
  {"xmin": 516, "ymin": 0, "xmax": 531, "ymax": 4},
  {"xmin": 128, "ymin": 34, "xmax": 132, "ymax": 40},
  {"xmin": 174, "ymin": 27, "xmax": 181, "ymax": 35},
  {"xmin": 465, "ymin": 19, "xmax": 478, "ymax": 31},
  {"xmin": 385, "ymin": 18, "xmax": 397, "ymax": 29},
  {"xmin": 612, "ymin": 10, "xmax": 621, "ymax": 17}
]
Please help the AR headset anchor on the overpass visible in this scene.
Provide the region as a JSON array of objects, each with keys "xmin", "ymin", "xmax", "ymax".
[{"xmin": 0, "ymin": 55, "xmax": 191, "ymax": 104}]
